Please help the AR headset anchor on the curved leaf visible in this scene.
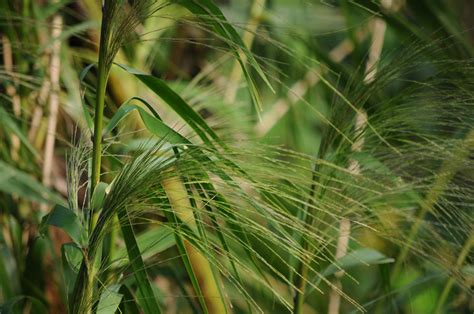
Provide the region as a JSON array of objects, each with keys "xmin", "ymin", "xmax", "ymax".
[
  {"xmin": 118, "ymin": 208, "xmax": 162, "ymax": 314},
  {"xmin": 104, "ymin": 103, "xmax": 191, "ymax": 145},
  {"xmin": 0, "ymin": 107, "xmax": 39, "ymax": 158},
  {"xmin": 115, "ymin": 64, "xmax": 221, "ymax": 147},
  {"xmin": 172, "ymin": 0, "xmax": 274, "ymax": 111},
  {"xmin": 61, "ymin": 242, "xmax": 83, "ymax": 298},
  {"xmin": 40, "ymin": 205, "xmax": 86, "ymax": 246},
  {"xmin": 0, "ymin": 161, "xmax": 66, "ymax": 205},
  {"xmin": 97, "ymin": 284, "xmax": 123, "ymax": 314}
]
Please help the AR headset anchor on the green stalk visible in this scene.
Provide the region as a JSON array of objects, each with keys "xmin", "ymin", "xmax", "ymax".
[
  {"xmin": 433, "ymin": 232, "xmax": 474, "ymax": 314},
  {"xmin": 100, "ymin": 215, "xmax": 118, "ymax": 283},
  {"xmin": 70, "ymin": 255, "xmax": 96, "ymax": 314},
  {"xmin": 293, "ymin": 239, "xmax": 311, "ymax": 314},
  {"xmin": 70, "ymin": 7, "xmax": 110, "ymax": 314},
  {"xmin": 90, "ymin": 9, "xmax": 110, "ymax": 232},
  {"xmin": 292, "ymin": 176, "xmax": 318, "ymax": 314}
]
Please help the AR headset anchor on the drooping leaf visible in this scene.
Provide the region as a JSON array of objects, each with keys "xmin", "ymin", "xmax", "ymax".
[
  {"xmin": 40, "ymin": 205, "xmax": 86, "ymax": 246},
  {"xmin": 103, "ymin": 103, "xmax": 190, "ymax": 145},
  {"xmin": 115, "ymin": 64, "xmax": 221, "ymax": 147},
  {"xmin": 0, "ymin": 107, "xmax": 39, "ymax": 158},
  {"xmin": 61, "ymin": 242, "xmax": 83, "ymax": 297},
  {"xmin": 303, "ymin": 249, "xmax": 395, "ymax": 295},
  {"xmin": 117, "ymin": 208, "xmax": 162, "ymax": 314},
  {"xmin": 39, "ymin": 21, "xmax": 97, "ymax": 53},
  {"xmin": 97, "ymin": 284, "xmax": 123, "ymax": 314},
  {"xmin": 113, "ymin": 226, "xmax": 175, "ymax": 266},
  {"xmin": 0, "ymin": 161, "xmax": 66, "ymax": 205},
  {"xmin": 91, "ymin": 182, "xmax": 108, "ymax": 210},
  {"xmin": 79, "ymin": 63, "xmax": 96, "ymax": 83},
  {"xmin": 172, "ymin": 0, "xmax": 274, "ymax": 111},
  {"xmin": 329, "ymin": 248, "xmax": 393, "ymax": 279}
]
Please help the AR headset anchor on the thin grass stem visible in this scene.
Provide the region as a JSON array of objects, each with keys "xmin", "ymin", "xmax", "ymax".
[
  {"xmin": 433, "ymin": 232, "xmax": 474, "ymax": 313},
  {"xmin": 392, "ymin": 129, "xmax": 474, "ymax": 278},
  {"xmin": 90, "ymin": 4, "xmax": 110, "ymax": 231}
]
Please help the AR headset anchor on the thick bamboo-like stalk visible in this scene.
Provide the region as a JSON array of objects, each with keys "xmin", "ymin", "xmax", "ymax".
[
  {"xmin": 2, "ymin": 35, "xmax": 21, "ymax": 161},
  {"xmin": 42, "ymin": 9, "xmax": 63, "ymax": 191},
  {"xmin": 162, "ymin": 175, "xmax": 228, "ymax": 314},
  {"xmin": 327, "ymin": 218, "xmax": 351, "ymax": 314}
]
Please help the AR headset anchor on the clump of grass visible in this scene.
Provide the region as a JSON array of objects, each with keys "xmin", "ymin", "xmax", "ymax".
[{"xmin": 1, "ymin": 1, "xmax": 474, "ymax": 313}]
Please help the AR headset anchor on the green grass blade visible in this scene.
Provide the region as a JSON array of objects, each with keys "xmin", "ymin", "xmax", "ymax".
[
  {"xmin": 117, "ymin": 207, "xmax": 162, "ymax": 314},
  {"xmin": 97, "ymin": 284, "xmax": 123, "ymax": 314},
  {"xmin": 103, "ymin": 103, "xmax": 191, "ymax": 144},
  {"xmin": 172, "ymin": 0, "xmax": 274, "ymax": 110},
  {"xmin": 0, "ymin": 161, "xmax": 67, "ymax": 205},
  {"xmin": 118, "ymin": 285, "xmax": 142, "ymax": 314},
  {"xmin": 0, "ymin": 107, "xmax": 39, "ymax": 158},
  {"xmin": 40, "ymin": 205, "xmax": 87, "ymax": 247},
  {"xmin": 115, "ymin": 64, "xmax": 221, "ymax": 147},
  {"xmin": 162, "ymin": 209, "xmax": 210, "ymax": 314},
  {"xmin": 112, "ymin": 226, "xmax": 175, "ymax": 267}
]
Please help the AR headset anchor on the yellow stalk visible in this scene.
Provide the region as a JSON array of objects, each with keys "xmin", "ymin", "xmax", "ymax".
[
  {"xmin": 2, "ymin": 35, "xmax": 21, "ymax": 161},
  {"xmin": 42, "ymin": 8, "xmax": 63, "ymax": 192},
  {"xmin": 162, "ymin": 174, "xmax": 228, "ymax": 314}
]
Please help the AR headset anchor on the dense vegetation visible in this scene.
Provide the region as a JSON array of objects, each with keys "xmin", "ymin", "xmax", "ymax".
[{"xmin": 0, "ymin": 0, "xmax": 473, "ymax": 313}]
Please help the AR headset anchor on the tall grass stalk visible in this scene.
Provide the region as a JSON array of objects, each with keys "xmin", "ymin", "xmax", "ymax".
[
  {"xmin": 90, "ymin": 8, "xmax": 110, "ymax": 224},
  {"xmin": 162, "ymin": 175, "xmax": 228, "ymax": 313},
  {"xmin": 42, "ymin": 3, "xmax": 63, "ymax": 200},
  {"xmin": 71, "ymin": 2, "xmax": 118, "ymax": 312},
  {"xmin": 1, "ymin": 35, "xmax": 21, "ymax": 161},
  {"xmin": 434, "ymin": 232, "xmax": 474, "ymax": 313}
]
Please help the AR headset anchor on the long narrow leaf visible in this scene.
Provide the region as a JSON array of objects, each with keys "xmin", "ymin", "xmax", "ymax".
[
  {"xmin": 115, "ymin": 64, "xmax": 221, "ymax": 147},
  {"xmin": 172, "ymin": 0, "xmax": 274, "ymax": 111},
  {"xmin": 0, "ymin": 161, "xmax": 66, "ymax": 205},
  {"xmin": 118, "ymin": 208, "xmax": 162, "ymax": 314}
]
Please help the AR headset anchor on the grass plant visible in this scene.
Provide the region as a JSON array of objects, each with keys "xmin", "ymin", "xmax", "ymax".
[{"xmin": 0, "ymin": 1, "xmax": 473, "ymax": 313}]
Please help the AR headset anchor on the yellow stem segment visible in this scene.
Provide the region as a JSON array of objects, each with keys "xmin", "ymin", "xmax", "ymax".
[{"xmin": 162, "ymin": 175, "xmax": 228, "ymax": 314}]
